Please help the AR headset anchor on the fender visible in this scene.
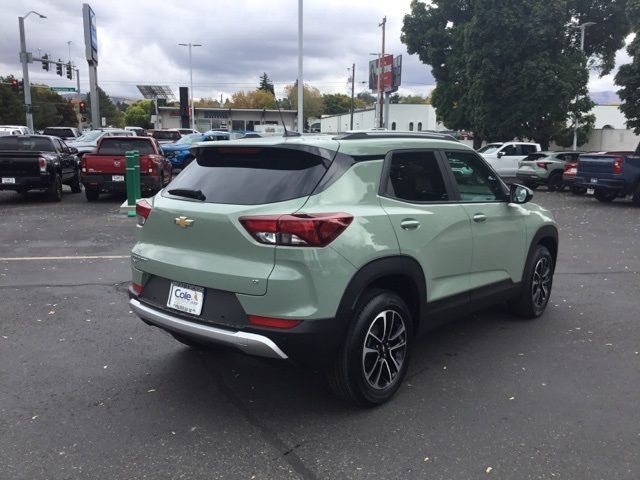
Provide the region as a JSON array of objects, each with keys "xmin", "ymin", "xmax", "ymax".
[
  {"xmin": 334, "ymin": 255, "xmax": 427, "ymax": 329},
  {"xmin": 526, "ymin": 224, "xmax": 559, "ymax": 269}
]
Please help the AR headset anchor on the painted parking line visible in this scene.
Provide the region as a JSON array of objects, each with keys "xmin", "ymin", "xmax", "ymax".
[{"xmin": 0, "ymin": 255, "xmax": 130, "ymax": 261}]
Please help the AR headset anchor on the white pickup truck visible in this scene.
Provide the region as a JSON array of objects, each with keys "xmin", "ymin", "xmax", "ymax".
[{"xmin": 478, "ymin": 142, "xmax": 541, "ymax": 177}]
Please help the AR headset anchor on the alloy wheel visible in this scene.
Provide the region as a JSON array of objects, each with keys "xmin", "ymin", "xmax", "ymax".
[
  {"xmin": 362, "ymin": 309, "xmax": 407, "ymax": 390},
  {"xmin": 531, "ymin": 257, "xmax": 552, "ymax": 308}
]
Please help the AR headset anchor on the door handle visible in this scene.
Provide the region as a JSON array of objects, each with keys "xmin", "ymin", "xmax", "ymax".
[
  {"xmin": 400, "ymin": 219, "xmax": 421, "ymax": 230},
  {"xmin": 473, "ymin": 213, "xmax": 487, "ymax": 223}
]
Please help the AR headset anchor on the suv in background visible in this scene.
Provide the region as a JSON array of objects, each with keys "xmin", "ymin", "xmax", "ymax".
[
  {"xmin": 478, "ymin": 142, "xmax": 541, "ymax": 177},
  {"xmin": 177, "ymin": 128, "xmax": 200, "ymax": 135},
  {"xmin": 42, "ymin": 127, "xmax": 81, "ymax": 142},
  {"xmin": 67, "ymin": 129, "xmax": 135, "ymax": 157},
  {"xmin": 129, "ymin": 132, "xmax": 558, "ymax": 405},
  {"xmin": 516, "ymin": 151, "xmax": 580, "ymax": 191},
  {"xmin": 151, "ymin": 129, "xmax": 182, "ymax": 144}
]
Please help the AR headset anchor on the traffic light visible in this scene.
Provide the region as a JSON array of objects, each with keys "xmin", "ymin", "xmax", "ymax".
[
  {"xmin": 56, "ymin": 60, "xmax": 63, "ymax": 76},
  {"xmin": 42, "ymin": 54, "xmax": 49, "ymax": 71},
  {"xmin": 18, "ymin": 80, "xmax": 24, "ymax": 95},
  {"xmin": 66, "ymin": 62, "xmax": 72, "ymax": 80},
  {"xmin": 10, "ymin": 78, "xmax": 19, "ymax": 92},
  {"xmin": 79, "ymin": 101, "xmax": 86, "ymax": 114}
]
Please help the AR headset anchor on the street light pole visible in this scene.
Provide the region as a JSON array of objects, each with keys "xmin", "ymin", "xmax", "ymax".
[
  {"xmin": 349, "ymin": 63, "xmax": 355, "ymax": 130},
  {"xmin": 297, "ymin": 0, "xmax": 304, "ymax": 132},
  {"xmin": 18, "ymin": 11, "xmax": 46, "ymax": 132},
  {"xmin": 573, "ymin": 21, "xmax": 596, "ymax": 151},
  {"xmin": 179, "ymin": 42, "xmax": 202, "ymax": 131}
]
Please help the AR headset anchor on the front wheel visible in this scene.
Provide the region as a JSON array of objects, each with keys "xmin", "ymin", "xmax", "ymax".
[
  {"xmin": 509, "ymin": 245, "xmax": 554, "ymax": 319},
  {"xmin": 326, "ymin": 290, "xmax": 413, "ymax": 406},
  {"xmin": 47, "ymin": 174, "xmax": 62, "ymax": 202},
  {"xmin": 70, "ymin": 169, "xmax": 82, "ymax": 193}
]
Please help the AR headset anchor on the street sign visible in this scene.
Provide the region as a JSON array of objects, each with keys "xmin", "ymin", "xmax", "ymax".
[{"xmin": 51, "ymin": 87, "xmax": 77, "ymax": 92}]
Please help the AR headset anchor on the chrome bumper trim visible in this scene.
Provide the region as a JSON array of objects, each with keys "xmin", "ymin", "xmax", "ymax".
[{"xmin": 129, "ymin": 298, "xmax": 288, "ymax": 360}]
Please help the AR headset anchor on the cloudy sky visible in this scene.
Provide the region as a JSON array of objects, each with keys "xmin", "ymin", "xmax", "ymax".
[{"xmin": 0, "ymin": 0, "xmax": 628, "ymax": 102}]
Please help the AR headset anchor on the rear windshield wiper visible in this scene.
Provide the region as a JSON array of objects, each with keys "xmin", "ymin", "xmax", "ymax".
[{"xmin": 167, "ymin": 188, "xmax": 206, "ymax": 201}]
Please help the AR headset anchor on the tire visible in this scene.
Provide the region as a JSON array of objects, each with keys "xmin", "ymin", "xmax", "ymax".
[
  {"xmin": 570, "ymin": 186, "xmax": 587, "ymax": 195},
  {"xmin": 326, "ymin": 290, "xmax": 414, "ymax": 406},
  {"xmin": 70, "ymin": 169, "xmax": 82, "ymax": 193},
  {"xmin": 85, "ymin": 186, "xmax": 99, "ymax": 202},
  {"xmin": 47, "ymin": 173, "xmax": 62, "ymax": 202},
  {"xmin": 171, "ymin": 332, "xmax": 208, "ymax": 350},
  {"xmin": 509, "ymin": 245, "xmax": 554, "ymax": 319},
  {"xmin": 594, "ymin": 190, "xmax": 617, "ymax": 202},
  {"xmin": 547, "ymin": 173, "xmax": 563, "ymax": 192}
]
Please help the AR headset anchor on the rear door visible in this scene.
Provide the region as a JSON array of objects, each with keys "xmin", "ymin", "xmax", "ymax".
[
  {"xmin": 442, "ymin": 149, "xmax": 528, "ymax": 292},
  {"xmin": 133, "ymin": 144, "xmax": 336, "ymax": 296},
  {"xmin": 379, "ymin": 149, "xmax": 473, "ymax": 303}
]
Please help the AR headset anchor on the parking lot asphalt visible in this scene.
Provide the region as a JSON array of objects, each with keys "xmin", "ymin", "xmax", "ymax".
[{"xmin": 1, "ymin": 187, "xmax": 639, "ymax": 480}]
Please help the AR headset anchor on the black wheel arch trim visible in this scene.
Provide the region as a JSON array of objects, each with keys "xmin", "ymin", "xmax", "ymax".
[
  {"xmin": 526, "ymin": 225, "xmax": 559, "ymax": 269},
  {"xmin": 335, "ymin": 255, "xmax": 427, "ymax": 331}
]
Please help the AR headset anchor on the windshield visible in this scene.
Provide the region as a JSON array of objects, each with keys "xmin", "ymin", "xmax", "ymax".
[
  {"xmin": 153, "ymin": 130, "xmax": 181, "ymax": 140},
  {"xmin": 175, "ymin": 134, "xmax": 201, "ymax": 145},
  {"xmin": 76, "ymin": 131, "xmax": 103, "ymax": 143},
  {"xmin": 0, "ymin": 136, "xmax": 55, "ymax": 151},
  {"xmin": 478, "ymin": 144, "xmax": 502, "ymax": 154}
]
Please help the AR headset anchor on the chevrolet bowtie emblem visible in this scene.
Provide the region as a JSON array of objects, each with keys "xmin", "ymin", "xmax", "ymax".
[{"xmin": 174, "ymin": 216, "xmax": 194, "ymax": 228}]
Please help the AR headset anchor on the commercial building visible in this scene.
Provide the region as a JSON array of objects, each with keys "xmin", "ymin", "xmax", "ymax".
[
  {"xmin": 157, "ymin": 106, "xmax": 297, "ymax": 133},
  {"xmin": 321, "ymin": 104, "xmax": 442, "ymax": 134}
]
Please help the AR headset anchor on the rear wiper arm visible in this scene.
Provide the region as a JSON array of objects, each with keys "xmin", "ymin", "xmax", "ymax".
[{"xmin": 167, "ymin": 188, "xmax": 206, "ymax": 201}]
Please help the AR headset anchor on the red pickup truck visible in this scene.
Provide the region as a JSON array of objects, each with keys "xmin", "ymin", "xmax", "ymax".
[{"xmin": 81, "ymin": 136, "xmax": 172, "ymax": 201}]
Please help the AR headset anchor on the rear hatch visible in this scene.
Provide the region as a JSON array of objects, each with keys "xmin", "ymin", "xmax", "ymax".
[
  {"xmin": 133, "ymin": 141, "xmax": 338, "ymax": 296},
  {"xmin": 84, "ymin": 137, "xmax": 156, "ymax": 174},
  {"xmin": 577, "ymin": 152, "xmax": 633, "ymax": 177},
  {"xmin": 517, "ymin": 152, "xmax": 549, "ymax": 170}
]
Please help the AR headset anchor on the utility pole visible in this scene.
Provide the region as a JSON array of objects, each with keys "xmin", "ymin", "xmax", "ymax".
[
  {"xmin": 572, "ymin": 21, "xmax": 596, "ymax": 151},
  {"xmin": 178, "ymin": 42, "xmax": 202, "ymax": 131},
  {"xmin": 297, "ymin": 0, "xmax": 304, "ymax": 132},
  {"xmin": 18, "ymin": 11, "xmax": 46, "ymax": 132},
  {"xmin": 349, "ymin": 63, "xmax": 355, "ymax": 130},
  {"xmin": 379, "ymin": 16, "xmax": 386, "ymax": 129},
  {"xmin": 75, "ymin": 66, "xmax": 82, "ymax": 129}
]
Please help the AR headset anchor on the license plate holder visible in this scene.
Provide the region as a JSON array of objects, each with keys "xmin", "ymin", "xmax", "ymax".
[
  {"xmin": 1, "ymin": 177, "xmax": 16, "ymax": 184},
  {"xmin": 587, "ymin": 188, "xmax": 594, "ymax": 195},
  {"xmin": 112, "ymin": 175, "xmax": 125, "ymax": 182},
  {"xmin": 167, "ymin": 281, "xmax": 205, "ymax": 316}
]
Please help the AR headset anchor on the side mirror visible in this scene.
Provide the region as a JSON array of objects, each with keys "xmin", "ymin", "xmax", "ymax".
[
  {"xmin": 497, "ymin": 151, "xmax": 505, "ymax": 158},
  {"xmin": 68, "ymin": 147, "xmax": 79, "ymax": 154},
  {"xmin": 510, "ymin": 183, "xmax": 533, "ymax": 204}
]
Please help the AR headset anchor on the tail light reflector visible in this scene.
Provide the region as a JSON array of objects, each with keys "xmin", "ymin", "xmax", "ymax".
[
  {"xmin": 239, "ymin": 213, "xmax": 353, "ymax": 247},
  {"xmin": 536, "ymin": 161, "xmax": 549, "ymax": 170},
  {"xmin": 248, "ymin": 315, "xmax": 302, "ymax": 329},
  {"xmin": 130, "ymin": 283, "xmax": 144, "ymax": 296},
  {"xmin": 38, "ymin": 157, "xmax": 47, "ymax": 174},
  {"xmin": 136, "ymin": 199, "xmax": 153, "ymax": 226},
  {"xmin": 613, "ymin": 157, "xmax": 624, "ymax": 174}
]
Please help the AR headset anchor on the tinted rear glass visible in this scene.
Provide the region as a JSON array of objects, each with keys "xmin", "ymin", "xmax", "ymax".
[
  {"xmin": 153, "ymin": 130, "xmax": 181, "ymax": 140},
  {"xmin": 43, "ymin": 128, "xmax": 74, "ymax": 137},
  {"xmin": 98, "ymin": 138, "xmax": 155, "ymax": 155},
  {"xmin": 167, "ymin": 146, "xmax": 329, "ymax": 205},
  {"xmin": 0, "ymin": 136, "xmax": 55, "ymax": 151},
  {"xmin": 522, "ymin": 153, "xmax": 549, "ymax": 161}
]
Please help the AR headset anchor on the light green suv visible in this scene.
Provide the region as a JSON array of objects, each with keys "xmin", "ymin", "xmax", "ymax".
[
  {"xmin": 129, "ymin": 132, "xmax": 558, "ymax": 405},
  {"xmin": 516, "ymin": 151, "xmax": 580, "ymax": 191}
]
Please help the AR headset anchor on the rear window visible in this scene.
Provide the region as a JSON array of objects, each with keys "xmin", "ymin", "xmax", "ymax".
[
  {"xmin": 166, "ymin": 146, "xmax": 329, "ymax": 205},
  {"xmin": 0, "ymin": 136, "xmax": 55, "ymax": 151},
  {"xmin": 98, "ymin": 138, "xmax": 155, "ymax": 155},
  {"xmin": 153, "ymin": 130, "xmax": 181, "ymax": 140},
  {"xmin": 43, "ymin": 128, "xmax": 74, "ymax": 137},
  {"xmin": 522, "ymin": 153, "xmax": 549, "ymax": 161}
]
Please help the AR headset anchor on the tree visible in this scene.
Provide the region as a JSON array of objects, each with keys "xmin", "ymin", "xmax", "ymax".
[
  {"xmin": 402, "ymin": 0, "xmax": 631, "ymax": 148},
  {"xmin": 322, "ymin": 93, "xmax": 352, "ymax": 115},
  {"xmin": 85, "ymin": 86, "xmax": 124, "ymax": 128},
  {"xmin": 356, "ymin": 91, "xmax": 376, "ymax": 106},
  {"xmin": 31, "ymin": 86, "xmax": 77, "ymax": 130},
  {"xmin": 284, "ymin": 83, "xmax": 324, "ymax": 123},
  {"xmin": 258, "ymin": 73, "xmax": 275, "ymax": 95},
  {"xmin": 124, "ymin": 100, "xmax": 153, "ymax": 129},
  {"xmin": 399, "ymin": 94, "xmax": 429, "ymax": 104},
  {"xmin": 195, "ymin": 97, "xmax": 221, "ymax": 107},
  {"xmin": 0, "ymin": 75, "xmax": 25, "ymax": 125},
  {"xmin": 616, "ymin": 1, "xmax": 640, "ymax": 134},
  {"xmin": 229, "ymin": 89, "xmax": 276, "ymax": 109}
]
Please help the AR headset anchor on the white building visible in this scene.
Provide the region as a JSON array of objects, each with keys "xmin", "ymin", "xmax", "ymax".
[{"xmin": 321, "ymin": 104, "xmax": 442, "ymax": 134}]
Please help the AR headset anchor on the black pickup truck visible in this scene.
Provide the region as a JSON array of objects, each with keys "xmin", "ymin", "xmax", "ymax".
[{"xmin": 0, "ymin": 135, "xmax": 82, "ymax": 201}]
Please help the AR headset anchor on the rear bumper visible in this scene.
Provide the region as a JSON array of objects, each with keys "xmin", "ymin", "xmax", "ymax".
[
  {"xmin": 574, "ymin": 176, "xmax": 625, "ymax": 192},
  {"xmin": 130, "ymin": 298, "xmax": 289, "ymax": 359},
  {"xmin": 82, "ymin": 174, "xmax": 160, "ymax": 192},
  {"xmin": 0, "ymin": 175, "xmax": 51, "ymax": 190}
]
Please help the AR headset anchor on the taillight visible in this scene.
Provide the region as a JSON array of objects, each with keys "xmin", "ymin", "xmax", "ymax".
[
  {"xmin": 130, "ymin": 283, "xmax": 143, "ymax": 296},
  {"xmin": 536, "ymin": 161, "xmax": 549, "ymax": 170},
  {"xmin": 136, "ymin": 199, "xmax": 152, "ymax": 226},
  {"xmin": 80, "ymin": 157, "xmax": 86, "ymax": 173},
  {"xmin": 239, "ymin": 213, "xmax": 353, "ymax": 247},
  {"xmin": 613, "ymin": 157, "xmax": 624, "ymax": 174},
  {"xmin": 38, "ymin": 157, "xmax": 47, "ymax": 174},
  {"xmin": 248, "ymin": 315, "xmax": 302, "ymax": 329}
]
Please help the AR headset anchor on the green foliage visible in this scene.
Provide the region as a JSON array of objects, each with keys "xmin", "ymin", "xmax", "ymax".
[
  {"xmin": 399, "ymin": 94, "xmax": 430, "ymax": 104},
  {"xmin": 285, "ymin": 83, "xmax": 324, "ymax": 122},
  {"xmin": 401, "ymin": 0, "xmax": 631, "ymax": 143},
  {"xmin": 85, "ymin": 86, "xmax": 125, "ymax": 128},
  {"xmin": 0, "ymin": 75, "xmax": 24, "ymax": 125},
  {"xmin": 616, "ymin": 5, "xmax": 640, "ymax": 134},
  {"xmin": 322, "ymin": 93, "xmax": 352, "ymax": 115},
  {"xmin": 258, "ymin": 73, "xmax": 275, "ymax": 95},
  {"xmin": 31, "ymin": 87, "xmax": 77, "ymax": 130},
  {"xmin": 356, "ymin": 91, "xmax": 376, "ymax": 106}
]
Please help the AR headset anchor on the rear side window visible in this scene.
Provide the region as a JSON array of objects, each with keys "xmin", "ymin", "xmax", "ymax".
[
  {"xmin": 385, "ymin": 151, "xmax": 449, "ymax": 202},
  {"xmin": 98, "ymin": 138, "xmax": 155, "ymax": 155},
  {"xmin": 521, "ymin": 145, "xmax": 538, "ymax": 155},
  {"xmin": 523, "ymin": 153, "xmax": 549, "ymax": 161},
  {"xmin": 166, "ymin": 146, "xmax": 329, "ymax": 205},
  {"xmin": 153, "ymin": 130, "xmax": 181, "ymax": 140}
]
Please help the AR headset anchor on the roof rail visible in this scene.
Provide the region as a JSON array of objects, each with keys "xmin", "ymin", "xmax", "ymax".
[{"xmin": 334, "ymin": 131, "xmax": 459, "ymax": 141}]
